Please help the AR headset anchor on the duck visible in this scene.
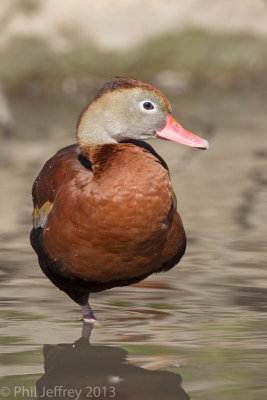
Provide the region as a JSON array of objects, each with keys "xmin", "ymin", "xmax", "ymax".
[{"xmin": 30, "ymin": 77, "xmax": 209, "ymax": 323}]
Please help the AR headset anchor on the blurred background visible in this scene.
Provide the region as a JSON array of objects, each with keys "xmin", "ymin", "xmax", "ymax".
[{"xmin": 0, "ymin": 1, "xmax": 267, "ymax": 399}]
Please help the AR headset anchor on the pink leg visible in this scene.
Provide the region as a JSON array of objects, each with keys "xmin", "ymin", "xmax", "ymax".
[
  {"xmin": 81, "ymin": 321, "xmax": 94, "ymax": 340},
  {"xmin": 81, "ymin": 302, "xmax": 97, "ymax": 324}
]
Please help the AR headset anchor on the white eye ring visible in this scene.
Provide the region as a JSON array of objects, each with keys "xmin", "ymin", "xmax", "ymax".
[{"xmin": 139, "ymin": 100, "xmax": 157, "ymax": 113}]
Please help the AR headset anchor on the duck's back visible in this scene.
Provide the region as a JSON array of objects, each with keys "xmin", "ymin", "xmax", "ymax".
[{"xmin": 31, "ymin": 141, "xmax": 186, "ymax": 292}]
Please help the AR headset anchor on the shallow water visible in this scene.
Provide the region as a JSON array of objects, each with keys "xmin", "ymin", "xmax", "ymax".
[{"xmin": 0, "ymin": 88, "xmax": 267, "ymax": 399}]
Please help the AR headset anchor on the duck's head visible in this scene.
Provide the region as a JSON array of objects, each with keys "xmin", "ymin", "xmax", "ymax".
[{"xmin": 77, "ymin": 77, "xmax": 209, "ymax": 150}]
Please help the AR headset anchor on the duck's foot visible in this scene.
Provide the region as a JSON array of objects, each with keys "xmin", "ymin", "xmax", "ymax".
[{"xmin": 81, "ymin": 303, "xmax": 97, "ymax": 324}]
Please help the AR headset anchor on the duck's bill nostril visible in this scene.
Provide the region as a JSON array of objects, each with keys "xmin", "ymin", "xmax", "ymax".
[{"xmin": 155, "ymin": 114, "xmax": 210, "ymax": 150}]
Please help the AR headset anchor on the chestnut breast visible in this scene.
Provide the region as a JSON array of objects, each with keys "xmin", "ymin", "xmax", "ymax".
[{"xmin": 42, "ymin": 143, "xmax": 181, "ymax": 283}]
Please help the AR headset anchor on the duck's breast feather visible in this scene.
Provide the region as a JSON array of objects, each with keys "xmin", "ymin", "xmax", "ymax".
[{"xmin": 41, "ymin": 143, "xmax": 185, "ymax": 283}]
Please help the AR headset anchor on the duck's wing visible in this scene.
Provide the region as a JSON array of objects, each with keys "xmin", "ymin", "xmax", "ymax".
[
  {"xmin": 32, "ymin": 143, "xmax": 90, "ymax": 228},
  {"xmin": 30, "ymin": 143, "xmax": 94, "ymax": 305}
]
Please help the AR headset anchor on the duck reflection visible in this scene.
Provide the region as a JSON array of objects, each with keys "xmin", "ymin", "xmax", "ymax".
[{"xmin": 36, "ymin": 323, "xmax": 190, "ymax": 400}]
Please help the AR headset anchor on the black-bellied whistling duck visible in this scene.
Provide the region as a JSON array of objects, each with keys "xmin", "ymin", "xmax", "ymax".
[{"xmin": 30, "ymin": 77, "xmax": 209, "ymax": 323}]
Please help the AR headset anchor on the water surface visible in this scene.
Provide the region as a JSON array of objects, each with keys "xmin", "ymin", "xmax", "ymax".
[{"xmin": 0, "ymin": 89, "xmax": 267, "ymax": 399}]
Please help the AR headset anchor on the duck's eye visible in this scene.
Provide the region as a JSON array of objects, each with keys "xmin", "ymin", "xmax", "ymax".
[
  {"xmin": 143, "ymin": 101, "xmax": 154, "ymax": 110},
  {"xmin": 139, "ymin": 100, "xmax": 156, "ymax": 113}
]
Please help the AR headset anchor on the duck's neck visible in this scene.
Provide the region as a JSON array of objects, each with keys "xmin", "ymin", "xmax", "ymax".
[
  {"xmin": 77, "ymin": 99, "xmax": 124, "ymax": 176},
  {"xmin": 77, "ymin": 102, "xmax": 117, "ymax": 147},
  {"xmin": 80, "ymin": 143, "xmax": 119, "ymax": 177}
]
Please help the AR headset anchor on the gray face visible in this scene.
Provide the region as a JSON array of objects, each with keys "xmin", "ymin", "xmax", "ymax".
[
  {"xmin": 104, "ymin": 88, "xmax": 171, "ymax": 141},
  {"xmin": 77, "ymin": 87, "xmax": 171, "ymax": 146}
]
